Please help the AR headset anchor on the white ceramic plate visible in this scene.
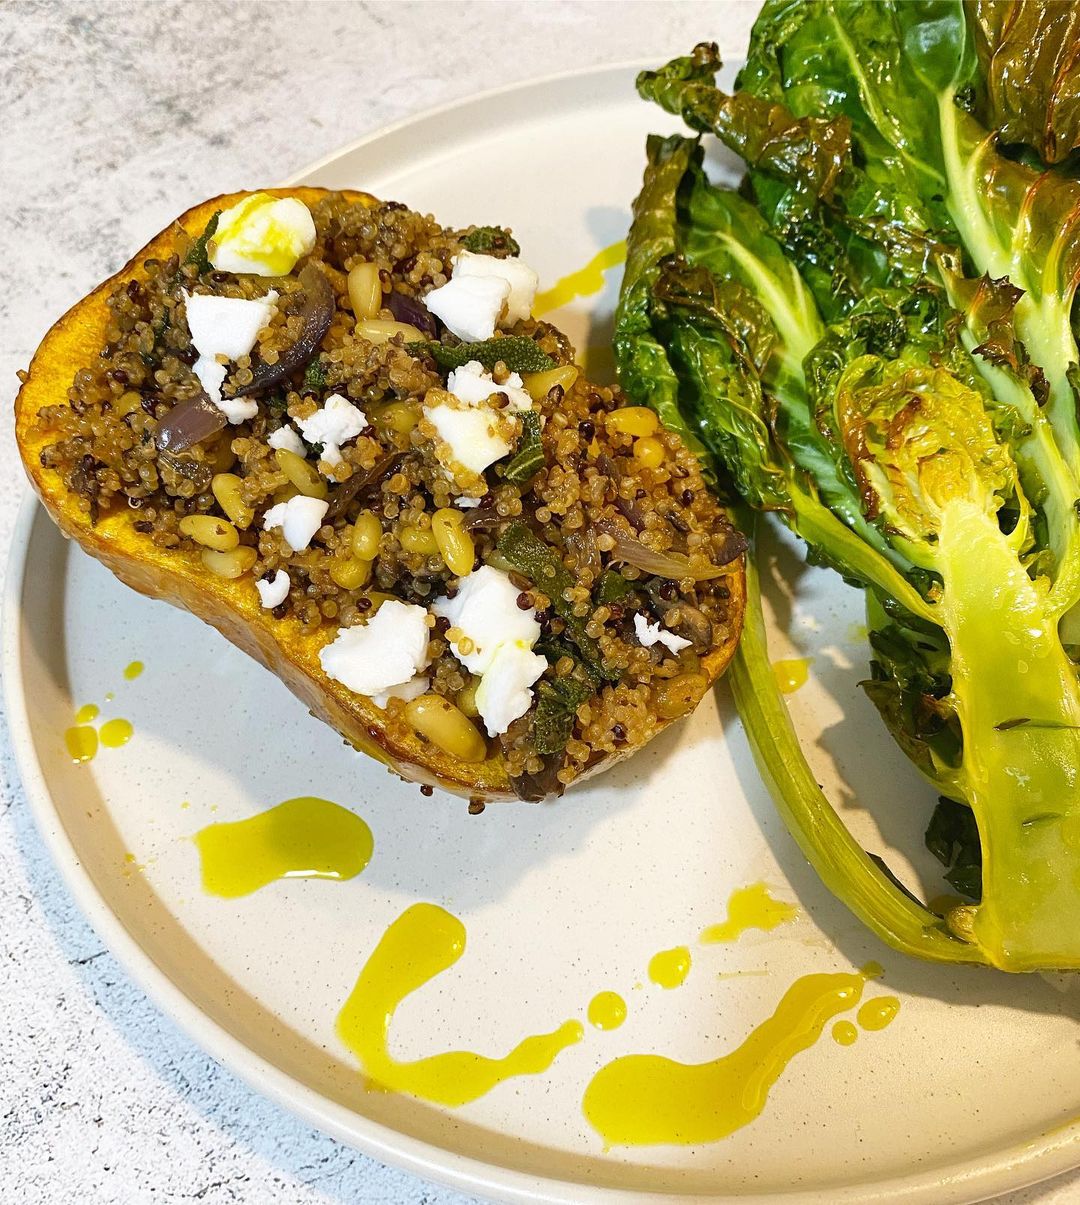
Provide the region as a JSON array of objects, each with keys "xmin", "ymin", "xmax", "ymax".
[{"xmin": 8, "ymin": 63, "xmax": 1080, "ymax": 1205}]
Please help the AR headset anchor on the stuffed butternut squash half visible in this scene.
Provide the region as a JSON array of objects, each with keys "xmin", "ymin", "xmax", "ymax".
[{"xmin": 15, "ymin": 187, "xmax": 745, "ymax": 801}]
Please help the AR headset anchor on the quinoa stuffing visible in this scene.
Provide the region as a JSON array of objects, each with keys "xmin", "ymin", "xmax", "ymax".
[{"xmin": 27, "ymin": 190, "xmax": 745, "ymax": 799}]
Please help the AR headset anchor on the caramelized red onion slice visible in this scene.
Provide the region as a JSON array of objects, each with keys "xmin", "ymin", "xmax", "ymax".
[
  {"xmin": 386, "ymin": 290, "xmax": 437, "ymax": 338},
  {"xmin": 325, "ymin": 451, "xmax": 405, "ymax": 520},
  {"xmin": 232, "ymin": 263, "xmax": 335, "ymax": 397},
  {"xmin": 594, "ymin": 519, "xmax": 744, "ymax": 581},
  {"xmin": 155, "ymin": 390, "xmax": 227, "ymax": 453}
]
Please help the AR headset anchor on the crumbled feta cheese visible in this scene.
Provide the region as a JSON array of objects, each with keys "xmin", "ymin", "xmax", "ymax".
[
  {"xmin": 184, "ymin": 289, "xmax": 277, "ymax": 423},
  {"xmin": 432, "ymin": 566, "xmax": 546, "ymax": 736},
  {"xmin": 424, "ymin": 275, "xmax": 509, "ymax": 343},
  {"xmin": 634, "ymin": 612, "xmax": 692, "ymax": 654},
  {"xmin": 425, "ymin": 402, "xmax": 513, "ymax": 476},
  {"xmin": 184, "ymin": 290, "xmax": 279, "ymax": 361},
  {"xmin": 371, "ymin": 675, "xmax": 430, "ymax": 710},
  {"xmin": 456, "ymin": 496, "xmax": 483, "ymax": 509},
  {"xmin": 267, "ymin": 424, "xmax": 307, "ymax": 457},
  {"xmin": 447, "ymin": 359, "xmax": 532, "ymax": 412},
  {"xmin": 454, "ymin": 251, "xmax": 539, "ymax": 326},
  {"xmin": 255, "ymin": 570, "xmax": 290, "ymax": 609},
  {"xmin": 295, "ymin": 394, "xmax": 367, "ymax": 466},
  {"xmin": 192, "ymin": 354, "xmax": 233, "ymax": 403},
  {"xmin": 262, "ymin": 495, "xmax": 328, "ymax": 552},
  {"xmin": 319, "ymin": 601, "xmax": 430, "ymax": 701},
  {"xmin": 433, "ymin": 567, "xmax": 540, "ymax": 672},
  {"xmin": 474, "ymin": 643, "xmax": 547, "ymax": 737},
  {"xmin": 209, "ymin": 193, "xmax": 317, "ymax": 277}
]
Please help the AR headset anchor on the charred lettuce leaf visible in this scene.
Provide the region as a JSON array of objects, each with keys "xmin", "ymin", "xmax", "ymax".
[{"xmin": 968, "ymin": 0, "xmax": 1080, "ymax": 165}]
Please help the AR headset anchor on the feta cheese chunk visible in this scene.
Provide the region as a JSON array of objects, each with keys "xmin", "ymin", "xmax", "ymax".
[
  {"xmin": 266, "ymin": 424, "xmax": 307, "ymax": 457},
  {"xmin": 319, "ymin": 601, "xmax": 431, "ymax": 702},
  {"xmin": 454, "ymin": 251, "xmax": 539, "ymax": 325},
  {"xmin": 424, "ymin": 274, "xmax": 509, "ymax": 343},
  {"xmin": 456, "ymin": 496, "xmax": 483, "ymax": 509},
  {"xmin": 294, "ymin": 394, "xmax": 367, "ymax": 466},
  {"xmin": 447, "ymin": 359, "xmax": 532, "ymax": 412},
  {"xmin": 432, "ymin": 566, "xmax": 540, "ymax": 672},
  {"xmin": 192, "ymin": 356, "xmax": 250, "ymax": 420},
  {"xmin": 634, "ymin": 612, "xmax": 692, "ymax": 655},
  {"xmin": 209, "ymin": 193, "xmax": 317, "ymax": 277},
  {"xmin": 184, "ymin": 290, "xmax": 279, "ymax": 360},
  {"xmin": 425, "ymin": 401, "xmax": 513, "ymax": 476},
  {"xmin": 371, "ymin": 675, "xmax": 430, "ymax": 710},
  {"xmin": 184, "ymin": 289, "xmax": 278, "ymax": 423},
  {"xmin": 432, "ymin": 566, "xmax": 546, "ymax": 736},
  {"xmin": 255, "ymin": 570, "xmax": 290, "ymax": 609},
  {"xmin": 262, "ymin": 495, "xmax": 328, "ymax": 552},
  {"xmin": 474, "ymin": 642, "xmax": 547, "ymax": 737}
]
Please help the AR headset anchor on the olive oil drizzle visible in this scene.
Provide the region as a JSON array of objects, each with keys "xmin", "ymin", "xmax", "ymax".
[
  {"xmin": 195, "ymin": 796, "xmax": 373, "ymax": 898},
  {"xmin": 336, "ymin": 902, "xmax": 583, "ymax": 1106},
  {"xmin": 701, "ymin": 883, "xmax": 799, "ymax": 944},
  {"xmin": 582, "ymin": 963, "xmax": 884, "ymax": 1147},
  {"xmin": 533, "ymin": 240, "xmax": 628, "ymax": 316}
]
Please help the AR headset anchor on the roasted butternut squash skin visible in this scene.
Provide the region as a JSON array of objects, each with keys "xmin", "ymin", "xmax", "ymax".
[{"xmin": 14, "ymin": 188, "xmax": 745, "ymax": 801}]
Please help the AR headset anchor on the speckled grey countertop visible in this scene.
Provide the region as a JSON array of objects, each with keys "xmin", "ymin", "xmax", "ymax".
[{"xmin": 1, "ymin": 2, "xmax": 1077, "ymax": 1202}]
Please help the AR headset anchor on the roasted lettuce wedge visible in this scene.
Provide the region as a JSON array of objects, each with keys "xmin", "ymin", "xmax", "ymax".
[{"xmin": 621, "ymin": 3, "xmax": 1080, "ymax": 970}]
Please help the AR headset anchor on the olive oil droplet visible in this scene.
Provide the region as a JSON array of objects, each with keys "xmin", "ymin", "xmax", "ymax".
[
  {"xmin": 337, "ymin": 903, "xmax": 583, "ymax": 1106},
  {"xmin": 123, "ymin": 660, "xmax": 144, "ymax": 681},
  {"xmin": 772, "ymin": 657, "xmax": 811, "ymax": 694},
  {"xmin": 588, "ymin": 991, "xmax": 627, "ymax": 1031},
  {"xmin": 857, "ymin": 996, "xmax": 900, "ymax": 1032},
  {"xmin": 99, "ymin": 718, "xmax": 133, "ymax": 748},
  {"xmin": 65, "ymin": 726, "xmax": 98, "ymax": 764},
  {"xmin": 195, "ymin": 796, "xmax": 373, "ymax": 898},
  {"xmin": 75, "ymin": 703, "xmax": 99, "ymax": 725},
  {"xmin": 832, "ymin": 1020, "xmax": 858, "ymax": 1046},
  {"xmin": 648, "ymin": 946, "xmax": 691, "ymax": 989}
]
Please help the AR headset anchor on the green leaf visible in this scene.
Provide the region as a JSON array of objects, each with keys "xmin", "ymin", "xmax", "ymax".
[
  {"xmin": 533, "ymin": 677, "xmax": 592, "ymax": 755},
  {"xmin": 968, "ymin": 0, "xmax": 1080, "ymax": 165},
  {"xmin": 303, "ymin": 356, "xmax": 327, "ymax": 393},
  {"xmin": 183, "ymin": 210, "xmax": 221, "ymax": 276},
  {"xmin": 496, "ymin": 522, "xmax": 618, "ymax": 681},
  {"xmin": 460, "ymin": 226, "xmax": 521, "ymax": 256},
  {"xmin": 409, "ymin": 337, "xmax": 555, "ymax": 374},
  {"xmin": 503, "ymin": 410, "xmax": 544, "ymax": 484},
  {"xmin": 638, "ymin": 42, "xmax": 852, "ymax": 201},
  {"xmin": 925, "ymin": 797, "xmax": 983, "ymax": 901},
  {"xmin": 595, "ymin": 569, "xmax": 635, "ymax": 604},
  {"xmin": 613, "ymin": 133, "xmax": 718, "ymax": 482}
]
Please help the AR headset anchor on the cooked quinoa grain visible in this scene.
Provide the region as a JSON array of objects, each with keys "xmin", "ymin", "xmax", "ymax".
[{"xmin": 32, "ymin": 191, "xmax": 745, "ymax": 799}]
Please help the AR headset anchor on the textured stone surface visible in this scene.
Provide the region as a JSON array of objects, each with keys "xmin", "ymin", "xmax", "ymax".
[{"xmin": 0, "ymin": 2, "xmax": 1075, "ymax": 1202}]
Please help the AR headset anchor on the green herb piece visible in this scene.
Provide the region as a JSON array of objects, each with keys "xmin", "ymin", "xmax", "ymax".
[
  {"xmin": 534, "ymin": 636, "xmax": 601, "ymax": 689},
  {"xmin": 460, "ymin": 226, "xmax": 520, "ymax": 256},
  {"xmin": 533, "ymin": 676, "xmax": 593, "ymax": 755},
  {"xmin": 595, "ymin": 569, "xmax": 635, "ymax": 604},
  {"xmin": 183, "ymin": 210, "xmax": 221, "ymax": 276},
  {"xmin": 303, "ymin": 356, "xmax": 327, "ymax": 393},
  {"xmin": 503, "ymin": 411, "xmax": 545, "ymax": 484},
  {"xmin": 409, "ymin": 337, "xmax": 556, "ymax": 374},
  {"xmin": 925, "ymin": 798, "xmax": 983, "ymax": 901},
  {"xmin": 497, "ymin": 522, "xmax": 619, "ymax": 681}
]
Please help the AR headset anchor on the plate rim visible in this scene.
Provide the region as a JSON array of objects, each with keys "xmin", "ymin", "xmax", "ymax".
[{"xmin": 5, "ymin": 59, "xmax": 1080, "ymax": 1205}]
